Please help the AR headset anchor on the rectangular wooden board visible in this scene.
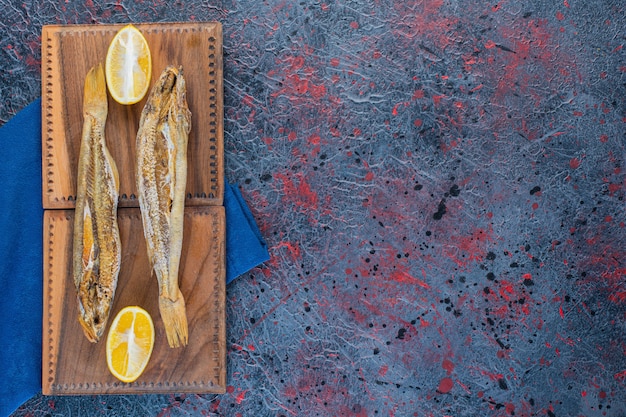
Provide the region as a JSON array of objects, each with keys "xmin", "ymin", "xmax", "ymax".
[
  {"xmin": 42, "ymin": 22, "xmax": 224, "ymax": 209},
  {"xmin": 41, "ymin": 22, "xmax": 227, "ymax": 395},
  {"xmin": 42, "ymin": 207, "xmax": 226, "ymax": 395}
]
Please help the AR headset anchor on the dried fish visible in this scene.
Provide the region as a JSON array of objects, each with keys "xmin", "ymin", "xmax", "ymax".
[
  {"xmin": 73, "ymin": 63, "xmax": 121, "ymax": 343},
  {"xmin": 136, "ymin": 65, "xmax": 191, "ymax": 348}
]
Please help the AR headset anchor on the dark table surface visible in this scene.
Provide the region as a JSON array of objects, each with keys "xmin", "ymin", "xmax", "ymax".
[{"xmin": 2, "ymin": 0, "xmax": 625, "ymax": 416}]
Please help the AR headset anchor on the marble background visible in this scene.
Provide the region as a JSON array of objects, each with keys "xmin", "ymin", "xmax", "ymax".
[{"xmin": 2, "ymin": 0, "xmax": 625, "ymax": 416}]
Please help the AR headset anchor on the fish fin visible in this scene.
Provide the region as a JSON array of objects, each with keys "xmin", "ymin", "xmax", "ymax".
[
  {"xmin": 159, "ymin": 288, "xmax": 188, "ymax": 348},
  {"xmin": 82, "ymin": 204, "xmax": 96, "ymax": 269},
  {"xmin": 103, "ymin": 143, "xmax": 120, "ymax": 192}
]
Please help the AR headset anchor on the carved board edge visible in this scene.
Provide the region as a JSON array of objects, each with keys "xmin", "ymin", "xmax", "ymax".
[
  {"xmin": 42, "ymin": 210, "xmax": 69, "ymax": 395},
  {"xmin": 212, "ymin": 207, "xmax": 227, "ymax": 387},
  {"xmin": 41, "ymin": 28, "xmax": 64, "ymax": 210},
  {"xmin": 201, "ymin": 22, "xmax": 224, "ymax": 207}
]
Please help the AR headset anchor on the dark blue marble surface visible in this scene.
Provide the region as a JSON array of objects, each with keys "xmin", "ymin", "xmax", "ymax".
[{"xmin": 2, "ymin": 0, "xmax": 625, "ymax": 416}]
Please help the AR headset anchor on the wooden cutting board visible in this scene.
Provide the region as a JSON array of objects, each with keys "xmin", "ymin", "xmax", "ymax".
[
  {"xmin": 42, "ymin": 22, "xmax": 224, "ymax": 209},
  {"xmin": 43, "ymin": 207, "xmax": 225, "ymax": 395},
  {"xmin": 41, "ymin": 22, "xmax": 226, "ymax": 395}
]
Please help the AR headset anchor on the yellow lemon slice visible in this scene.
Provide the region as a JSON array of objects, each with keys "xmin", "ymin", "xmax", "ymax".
[
  {"xmin": 106, "ymin": 306, "xmax": 155, "ymax": 383},
  {"xmin": 105, "ymin": 24, "xmax": 152, "ymax": 105}
]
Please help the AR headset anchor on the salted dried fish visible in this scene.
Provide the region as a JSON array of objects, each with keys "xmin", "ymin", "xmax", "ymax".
[
  {"xmin": 136, "ymin": 65, "xmax": 191, "ymax": 348},
  {"xmin": 73, "ymin": 63, "xmax": 122, "ymax": 343}
]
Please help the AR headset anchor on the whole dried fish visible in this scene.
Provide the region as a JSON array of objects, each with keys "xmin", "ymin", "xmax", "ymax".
[
  {"xmin": 73, "ymin": 63, "xmax": 122, "ymax": 343},
  {"xmin": 136, "ymin": 65, "xmax": 191, "ymax": 348}
]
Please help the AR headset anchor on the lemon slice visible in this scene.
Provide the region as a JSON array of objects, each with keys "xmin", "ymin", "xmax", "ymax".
[
  {"xmin": 106, "ymin": 306, "xmax": 155, "ymax": 383},
  {"xmin": 105, "ymin": 24, "xmax": 152, "ymax": 105}
]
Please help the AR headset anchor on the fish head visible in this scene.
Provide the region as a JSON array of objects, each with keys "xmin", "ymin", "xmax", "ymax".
[{"xmin": 77, "ymin": 292, "xmax": 111, "ymax": 343}]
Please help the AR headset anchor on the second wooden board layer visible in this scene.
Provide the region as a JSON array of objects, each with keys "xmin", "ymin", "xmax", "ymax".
[{"xmin": 43, "ymin": 206, "xmax": 226, "ymax": 395}]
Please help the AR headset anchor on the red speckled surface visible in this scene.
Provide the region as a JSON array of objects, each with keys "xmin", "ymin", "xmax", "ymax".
[{"xmin": 2, "ymin": 0, "xmax": 625, "ymax": 416}]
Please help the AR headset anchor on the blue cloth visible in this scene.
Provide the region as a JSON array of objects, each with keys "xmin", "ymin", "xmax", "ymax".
[
  {"xmin": 0, "ymin": 98, "xmax": 269, "ymax": 416},
  {"xmin": 225, "ymin": 182, "xmax": 270, "ymax": 283},
  {"xmin": 0, "ymin": 99, "xmax": 43, "ymax": 417}
]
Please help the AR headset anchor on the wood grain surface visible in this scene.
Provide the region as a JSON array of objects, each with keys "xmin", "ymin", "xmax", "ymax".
[
  {"xmin": 41, "ymin": 22, "xmax": 226, "ymax": 395},
  {"xmin": 42, "ymin": 22, "xmax": 224, "ymax": 209},
  {"xmin": 43, "ymin": 207, "xmax": 226, "ymax": 395}
]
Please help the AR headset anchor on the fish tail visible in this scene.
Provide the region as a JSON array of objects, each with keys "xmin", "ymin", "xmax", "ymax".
[
  {"xmin": 159, "ymin": 288, "xmax": 188, "ymax": 348},
  {"xmin": 83, "ymin": 63, "xmax": 107, "ymax": 119}
]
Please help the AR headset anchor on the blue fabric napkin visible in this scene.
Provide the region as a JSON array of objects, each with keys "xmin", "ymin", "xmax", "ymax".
[
  {"xmin": 0, "ymin": 98, "xmax": 269, "ymax": 417},
  {"xmin": 0, "ymin": 99, "xmax": 43, "ymax": 417},
  {"xmin": 224, "ymin": 182, "xmax": 270, "ymax": 283}
]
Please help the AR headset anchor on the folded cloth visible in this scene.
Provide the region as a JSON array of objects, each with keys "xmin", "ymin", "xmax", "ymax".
[
  {"xmin": 224, "ymin": 182, "xmax": 270, "ymax": 283},
  {"xmin": 0, "ymin": 99, "xmax": 43, "ymax": 417},
  {"xmin": 0, "ymin": 98, "xmax": 269, "ymax": 417}
]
